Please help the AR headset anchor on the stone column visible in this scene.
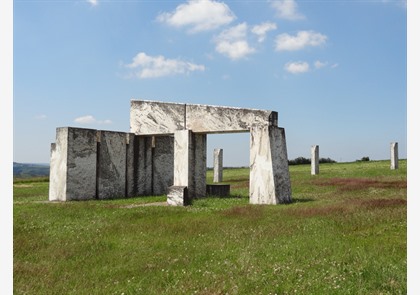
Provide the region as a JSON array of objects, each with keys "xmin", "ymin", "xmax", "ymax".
[
  {"xmin": 249, "ymin": 126, "xmax": 292, "ymax": 204},
  {"xmin": 390, "ymin": 142, "xmax": 399, "ymax": 170},
  {"xmin": 96, "ymin": 131, "xmax": 128, "ymax": 199},
  {"xmin": 172, "ymin": 130, "xmax": 207, "ymax": 205},
  {"xmin": 213, "ymin": 148, "xmax": 223, "ymax": 183},
  {"xmin": 311, "ymin": 145, "xmax": 319, "ymax": 175},
  {"xmin": 49, "ymin": 127, "xmax": 97, "ymax": 201}
]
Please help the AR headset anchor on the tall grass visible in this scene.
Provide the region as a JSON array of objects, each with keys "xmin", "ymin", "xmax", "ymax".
[{"xmin": 14, "ymin": 160, "xmax": 406, "ymax": 294}]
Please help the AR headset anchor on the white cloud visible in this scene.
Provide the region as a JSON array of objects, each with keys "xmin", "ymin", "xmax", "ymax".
[
  {"xmin": 87, "ymin": 0, "xmax": 98, "ymax": 6},
  {"xmin": 284, "ymin": 61, "xmax": 310, "ymax": 74},
  {"xmin": 157, "ymin": 0, "xmax": 236, "ymax": 33},
  {"xmin": 270, "ymin": 0, "xmax": 305, "ymax": 20},
  {"xmin": 251, "ymin": 22, "xmax": 277, "ymax": 43},
  {"xmin": 331, "ymin": 63, "xmax": 339, "ymax": 69},
  {"xmin": 214, "ymin": 23, "xmax": 256, "ymax": 60},
  {"xmin": 125, "ymin": 52, "xmax": 205, "ymax": 79},
  {"xmin": 74, "ymin": 115, "xmax": 112, "ymax": 125},
  {"xmin": 275, "ymin": 30, "xmax": 327, "ymax": 51},
  {"xmin": 314, "ymin": 60, "xmax": 328, "ymax": 69}
]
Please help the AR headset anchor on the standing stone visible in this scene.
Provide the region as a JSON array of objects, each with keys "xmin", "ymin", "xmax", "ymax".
[
  {"xmin": 96, "ymin": 131, "xmax": 127, "ymax": 199},
  {"xmin": 390, "ymin": 142, "xmax": 399, "ymax": 170},
  {"xmin": 49, "ymin": 127, "xmax": 97, "ymax": 201},
  {"xmin": 213, "ymin": 148, "xmax": 223, "ymax": 183},
  {"xmin": 153, "ymin": 136, "xmax": 175, "ymax": 195},
  {"xmin": 249, "ymin": 126, "xmax": 292, "ymax": 204},
  {"xmin": 173, "ymin": 130, "xmax": 207, "ymax": 204},
  {"xmin": 311, "ymin": 145, "xmax": 319, "ymax": 175}
]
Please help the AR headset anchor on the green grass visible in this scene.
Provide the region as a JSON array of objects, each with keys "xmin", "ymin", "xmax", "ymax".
[{"xmin": 14, "ymin": 160, "xmax": 406, "ymax": 294}]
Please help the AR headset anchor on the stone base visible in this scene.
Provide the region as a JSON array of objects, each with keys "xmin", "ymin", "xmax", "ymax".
[
  {"xmin": 167, "ymin": 186, "xmax": 189, "ymax": 206},
  {"xmin": 206, "ymin": 184, "xmax": 230, "ymax": 197}
]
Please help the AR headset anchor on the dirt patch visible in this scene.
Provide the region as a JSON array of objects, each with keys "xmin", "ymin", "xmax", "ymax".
[
  {"xmin": 221, "ymin": 205, "xmax": 264, "ymax": 219},
  {"xmin": 313, "ymin": 178, "xmax": 406, "ymax": 191},
  {"xmin": 287, "ymin": 198, "xmax": 406, "ymax": 218},
  {"xmin": 346, "ymin": 198, "xmax": 406, "ymax": 209},
  {"xmin": 13, "ymin": 184, "xmax": 33, "ymax": 188}
]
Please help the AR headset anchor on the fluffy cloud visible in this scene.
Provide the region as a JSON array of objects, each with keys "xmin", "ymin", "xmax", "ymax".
[
  {"xmin": 284, "ymin": 61, "xmax": 309, "ymax": 74},
  {"xmin": 125, "ymin": 52, "xmax": 205, "ymax": 78},
  {"xmin": 74, "ymin": 115, "xmax": 112, "ymax": 125},
  {"xmin": 87, "ymin": 0, "xmax": 98, "ymax": 6},
  {"xmin": 157, "ymin": 0, "xmax": 236, "ymax": 33},
  {"xmin": 214, "ymin": 23, "xmax": 256, "ymax": 60},
  {"xmin": 270, "ymin": 0, "xmax": 305, "ymax": 20},
  {"xmin": 251, "ymin": 22, "xmax": 277, "ymax": 43},
  {"xmin": 314, "ymin": 60, "xmax": 328, "ymax": 69},
  {"xmin": 275, "ymin": 30, "xmax": 327, "ymax": 51}
]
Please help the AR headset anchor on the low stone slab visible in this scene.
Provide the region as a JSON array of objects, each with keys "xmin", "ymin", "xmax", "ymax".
[
  {"xmin": 206, "ymin": 184, "xmax": 230, "ymax": 197},
  {"xmin": 167, "ymin": 186, "xmax": 189, "ymax": 206}
]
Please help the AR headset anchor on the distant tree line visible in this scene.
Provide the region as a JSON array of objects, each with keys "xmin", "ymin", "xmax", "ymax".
[{"xmin": 288, "ymin": 157, "xmax": 337, "ymax": 165}]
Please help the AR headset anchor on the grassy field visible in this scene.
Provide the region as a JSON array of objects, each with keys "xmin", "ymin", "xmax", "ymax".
[{"xmin": 14, "ymin": 160, "xmax": 407, "ymax": 294}]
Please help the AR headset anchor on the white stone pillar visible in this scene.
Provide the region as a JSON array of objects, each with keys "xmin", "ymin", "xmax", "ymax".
[
  {"xmin": 213, "ymin": 148, "xmax": 223, "ymax": 183},
  {"xmin": 249, "ymin": 126, "xmax": 292, "ymax": 204},
  {"xmin": 172, "ymin": 130, "xmax": 207, "ymax": 205},
  {"xmin": 390, "ymin": 142, "xmax": 399, "ymax": 170},
  {"xmin": 311, "ymin": 145, "xmax": 319, "ymax": 175}
]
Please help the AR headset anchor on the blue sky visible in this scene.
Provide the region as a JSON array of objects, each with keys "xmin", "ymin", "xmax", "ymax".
[{"xmin": 13, "ymin": 0, "xmax": 407, "ymax": 166}]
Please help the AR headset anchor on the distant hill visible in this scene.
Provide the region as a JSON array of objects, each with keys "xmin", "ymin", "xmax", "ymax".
[{"xmin": 13, "ymin": 162, "xmax": 50, "ymax": 178}]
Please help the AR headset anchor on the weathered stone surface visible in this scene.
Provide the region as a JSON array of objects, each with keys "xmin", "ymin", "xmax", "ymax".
[
  {"xmin": 126, "ymin": 133, "xmax": 136, "ymax": 197},
  {"xmin": 186, "ymin": 104, "xmax": 277, "ymax": 133},
  {"xmin": 97, "ymin": 131, "xmax": 127, "ymax": 199},
  {"xmin": 249, "ymin": 126, "xmax": 292, "ymax": 204},
  {"xmin": 213, "ymin": 148, "xmax": 223, "ymax": 183},
  {"xmin": 130, "ymin": 100, "xmax": 277, "ymax": 135},
  {"xmin": 130, "ymin": 100, "xmax": 185, "ymax": 135},
  {"xmin": 167, "ymin": 186, "xmax": 189, "ymax": 206},
  {"xmin": 390, "ymin": 142, "xmax": 399, "ymax": 170},
  {"xmin": 134, "ymin": 135, "xmax": 153, "ymax": 195},
  {"xmin": 206, "ymin": 184, "xmax": 230, "ymax": 197},
  {"xmin": 49, "ymin": 127, "xmax": 97, "ymax": 201},
  {"xmin": 153, "ymin": 136, "xmax": 174, "ymax": 195},
  {"xmin": 173, "ymin": 130, "xmax": 207, "ymax": 199},
  {"xmin": 311, "ymin": 145, "xmax": 319, "ymax": 175}
]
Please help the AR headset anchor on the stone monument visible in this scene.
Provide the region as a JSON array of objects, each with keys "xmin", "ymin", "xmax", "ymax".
[{"xmin": 49, "ymin": 100, "xmax": 292, "ymax": 205}]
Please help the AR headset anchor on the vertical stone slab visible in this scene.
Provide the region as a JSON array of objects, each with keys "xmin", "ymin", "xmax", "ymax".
[
  {"xmin": 126, "ymin": 133, "xmax": 135, "ymax": 197},
  {"xmin": 49, "ymin": 127, "xmax": 97, "ymax": 201},
  {"xmin": 311, "ymin": 145, "xmax": 319, "ymax": 175},
  {"xmin": 249, "ymin": 126, "xmax": 292, "ymax": 204},
  {"xmin": 213, "ymin": 148, "xmax": 223, "ymax": 183},
  {"xmin": 193, "ymin": 133, "xmax": 207, "ymax": 198},
  {"xmin": 135, "ymin": 135, "xmax": 153, "ymax": 196},
  {"xmin": 97, "ymin": 131, "xmax": 127, "ymax": 199},
  {"xmin": 153, "ymin": 136, "xmax": 174, "ymax": 195},
  {"xmin": 173, "ymin": 130, "xmax": 191, "ymax": 189},
  {"xmin": 172, "ymin": 130, "xmax": 206, "ymax": 203},
  {"xmin": 390, "ymin": 142, "xmax": 399, "ymax": 170}
]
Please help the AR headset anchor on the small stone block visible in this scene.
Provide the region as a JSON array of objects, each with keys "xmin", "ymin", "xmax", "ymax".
[
  {"xmin": 167, "ymin": 186, "xmax": 189, "ymax": 206},
  {"xmin": 206, "ymin": 184, "xmax": 230, "ymax": 197}
]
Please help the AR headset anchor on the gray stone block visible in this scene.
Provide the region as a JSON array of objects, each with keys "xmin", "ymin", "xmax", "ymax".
[
  {"xmin": 167, "ymin": 186, "xmax": 189, "ymax": 206},
  {"xmin": 391, "ymin": 142, "xmax": 399, "ymax": 170},
  {"xmin": 311, "ymin": 145, "xmax": 319, "ymax": 175},
  {"xmin": 213, "ymin": 148, "xmax": 223, "ymax": 183},
  {"xmin": 153, "ymin": 136, "xmax": 174, "ymax": 195},
  {"xmin": 206, "ymin": 184, "xmax": 230, "ymax": 197},
  {"xmin": 97, "ymin": 131, "xmax": 127, "ymax": 199},
  {"xmin": 249, "ymin": 126, "xmax": 292, "ymax": 204},
  {"xmin": 49, "ymin": 127, "xmax": 97, "ymax": 201}
]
